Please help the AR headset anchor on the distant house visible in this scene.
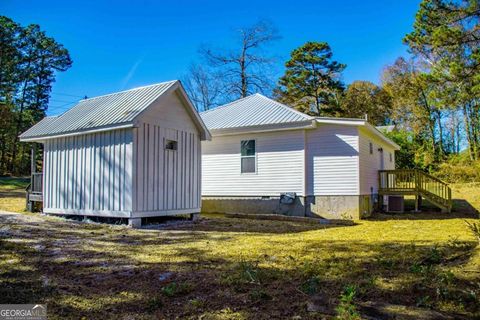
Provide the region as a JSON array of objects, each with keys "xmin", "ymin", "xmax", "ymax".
[
  {"xmin": 20, "ymin": 81, "xmax": 210, "ymax": 227},
  {"xmin": 200, "ymin": 94, "xmax": 400, "ymax": 219}
]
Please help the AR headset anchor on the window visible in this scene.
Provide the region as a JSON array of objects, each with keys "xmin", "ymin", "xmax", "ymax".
[
  {"xmin": 369, "ymin": 142, "xmax": 373, "ymax": 154},
  {"xmin": 165, "ymin": 139, "xmax": 177, "ymax": 151},
  {"xmin": 389, "ymin": 152, "xmax": 393, "ymax": 162},
  {"xmin": 241, "ymin": 140, "xmax": 256, "ymax": 173}
]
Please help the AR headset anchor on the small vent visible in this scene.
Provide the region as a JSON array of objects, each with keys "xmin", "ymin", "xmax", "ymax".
[{"xmin": 165, "ymin": 139, "xmax": 177, "ymax": 151}]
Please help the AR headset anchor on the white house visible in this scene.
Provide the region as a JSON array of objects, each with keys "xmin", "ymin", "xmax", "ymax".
[
  {"xmin": 200, "ymin": 94, "xmax": 400, "ymax": 219},
  {"xmin": 20, "ymin": 81, "xmax": 210, "ymax": 227}
]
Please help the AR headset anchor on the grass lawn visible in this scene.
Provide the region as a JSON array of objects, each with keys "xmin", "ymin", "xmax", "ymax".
[{"xmin": 0, "ymin": 177, "xmax": 479, "ymax": 319}]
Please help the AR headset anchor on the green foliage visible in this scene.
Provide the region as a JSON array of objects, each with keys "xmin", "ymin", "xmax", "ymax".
[
  {"xmin": 384, "ymin": 130, "xmax": 418, "ymax": 169},
  {"xmin": 340, "ymin": 80, "xmax": 392, "ymax": 125},
  {"xmin": 161, "ymin": 281, "xmax": 193, "ymax": 297},
  {"xmin": 0, "ymin": 15, "xmax": 72, "ymax": 175},
  {"xmin": 275, "ymin": 41, "xmax": 346, "ymax": 116},
  {"xmin": 465, "ymin": 220, "xmax": 480, "ymax": 243},
  {"xmin": 335, "ymin": 285, "xmax": 361, "ymax": 320},
  {"xmin": 404, "ymin": 0, "xmax": 480, "ymax": 161},
  {"xmin": 434, "ymin": 153, "xmax": 480, "ymax": 183}
]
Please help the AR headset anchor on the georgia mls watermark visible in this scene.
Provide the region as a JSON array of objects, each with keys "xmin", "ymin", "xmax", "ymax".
[{"xmin": 0, "ymin": 305, "xmax": 46, "ymax": 320}]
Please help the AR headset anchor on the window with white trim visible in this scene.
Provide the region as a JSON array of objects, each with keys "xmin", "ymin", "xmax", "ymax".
[
  {"xmin": 369, "ymin": 142, "xmax": 373, "ymax": 154},
  {"xmin": 241, "ymin": 140, "xmax": 256, "ymax": 173},
  {"xmin": 389, "ymin": 152, "xmax": 393, "ymax": 162}
]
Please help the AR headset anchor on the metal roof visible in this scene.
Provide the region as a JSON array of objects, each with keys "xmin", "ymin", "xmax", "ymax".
[
  {"xmin": 200, "ymin": 94, "xmax": 313, "ymax": 130},
  {"xmin": 20, "ymin": 80, "xmax": 211, "ymax": 141},
  {"xmin": 199, "ymin": 94, "xmax": 399, "ymax": 149}
]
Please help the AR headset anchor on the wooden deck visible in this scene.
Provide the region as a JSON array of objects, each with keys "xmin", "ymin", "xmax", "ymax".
[{"xmin": 378, "ymin": 169, "xmax": 452, "ymax": 213}]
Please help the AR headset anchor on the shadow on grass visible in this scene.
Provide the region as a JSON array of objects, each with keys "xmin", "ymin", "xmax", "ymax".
[
  {"xmin": 146, "ymin": 215, "xmax": 353, "ymax": 234},
  {"xmin": 0, "ymin": 212, "xmax": 478, "ymax": 319},
  {"xmin": 0, "ymin": 176, "xmax": 29, "ymax": 189},
  {"xmin": 371, "ymin": 198, "xmax": 479, "ymax": 221},
  {"xmin": 0, "ymin": 191, "xmax": 26, "ymax": 198}
]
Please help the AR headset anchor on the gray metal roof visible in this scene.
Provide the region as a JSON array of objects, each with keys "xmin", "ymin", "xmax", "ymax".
[
  {"xmin": 200, "ymin": 94, "xmax": 313, "ymax": 130},
  {"xmin": 20, "ymin": 81, "xmax": 178, "ymax": 140}
]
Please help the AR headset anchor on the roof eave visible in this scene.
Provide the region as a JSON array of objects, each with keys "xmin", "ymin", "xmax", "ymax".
[
  {"xmin": 208, "ymin": 120, "xmax": 316, "ymax": 137},
  {"xmin": 19, "ymin": 122, "xmax": 135, "ymax": 142},
  {"xmin": 363, "ymin": 122, "xmax": 401, "ymax": 150}
]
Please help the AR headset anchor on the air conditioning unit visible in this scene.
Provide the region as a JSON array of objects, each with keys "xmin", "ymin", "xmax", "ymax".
[{"xmin": 387, "ymin": 195, "xmax": 404, "ymax": 213}]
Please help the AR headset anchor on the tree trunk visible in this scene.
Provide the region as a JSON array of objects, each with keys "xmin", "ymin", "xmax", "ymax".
[
  {"xmin": 240, "ymin": 44, "xmax": 247, "ymax": 98},
  {"xmin": 436, "ymin": 110, "xmax": 444, "ymax": 157}
]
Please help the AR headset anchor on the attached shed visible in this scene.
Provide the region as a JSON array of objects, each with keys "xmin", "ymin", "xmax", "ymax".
[
  {"xmin": 20, "ymin": 81, "xmax": 210, "ymax": 227},
  {"xmin": 200, "ymin": 94, "xmax": 400, "ymax": 220}
]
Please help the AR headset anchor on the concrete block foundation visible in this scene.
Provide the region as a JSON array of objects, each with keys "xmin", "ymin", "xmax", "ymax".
[{"xmin": 202, "ymin": 194, "xmax": 376, "ymax": 220}]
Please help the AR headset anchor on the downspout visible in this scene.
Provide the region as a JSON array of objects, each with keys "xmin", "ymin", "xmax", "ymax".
[
  {"xmin": 302, "ymin": 119, "xmax": 316, "ymax": 217},
  {"xmin": 303, "ymin": 128, "xmax": 308, "ymax": 217}
]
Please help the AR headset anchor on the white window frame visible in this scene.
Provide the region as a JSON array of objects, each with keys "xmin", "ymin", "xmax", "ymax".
[{"xmin": 240, "ymin": 139, "xmax": 257, "ymax": 174}]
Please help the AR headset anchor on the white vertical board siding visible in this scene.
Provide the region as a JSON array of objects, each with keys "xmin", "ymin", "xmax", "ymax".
[
  {"xmin": 358, "ymin": 129, "xmax": 395, "ymax": 194},
  {"xmin": 132, "ymin": 90, "xmax": 202, "ymax": 214},
  {"xmin": 42, "ymin": 129, "xmax": 133, "ymax": 216},
  {"xmin": 132, "ymin": 123, "xmax": 201, "ymax": 213},
  {"xmin": 306, "ymin": 124, "xmax": 359, "ymax": 195},
  {"xmin": 202, "ymin": 130, "xmax": 305, "ymax": 196}
]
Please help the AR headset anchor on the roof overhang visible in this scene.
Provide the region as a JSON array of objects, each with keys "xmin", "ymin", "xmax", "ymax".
[
  {"xmin": 171, "ymin": 82, "xmax": 211, "ymax": 141},
  {"xmin": 19, "ymin": 80, "xmax": 212, "ymax": 143},
  {"xmin": 19, "ymin": 123, "xmax": 135, "ymax": 143},
  {"xmin": 208, "ymin": 119, "xmax": 317, "ymax": 137},
  {"xmin": 361, "ymin": 123, "xmax": 400, "ymax": 150}
]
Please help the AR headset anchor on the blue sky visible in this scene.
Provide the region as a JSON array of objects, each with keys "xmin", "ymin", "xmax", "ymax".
[{"xmin": 2, "ymin": 0, "xmax": 420, "ymax": 115}]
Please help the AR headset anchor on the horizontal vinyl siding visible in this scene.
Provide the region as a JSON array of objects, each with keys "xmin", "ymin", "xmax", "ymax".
[
  {"xmin": 133, "ymin": 123, "xmax": 201, "ymax": 213},
  {"xmin": 202, "ymin": 130, "xmax": 305, "ymax": 196},
  {"xmin": 359, "ymin": 130, "xmax": 396, "ymax": 194},
  {"xmin": 43, "ymin": 129, "xmax": 133, "ymax": 214},
  {"xmin": 307, "ymin": 125, "xmax": 359, "ymax": 195}
]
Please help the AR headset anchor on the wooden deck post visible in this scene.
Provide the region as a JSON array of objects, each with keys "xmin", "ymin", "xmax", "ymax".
[
  {"xmin": 31, "ymin": 144, "xmax": 37, "ymax": 174},
  {"xmin": 26, "ymin": 144, "xmax": 37, "ymax": 212},
  {"xmin": 414, "ymin": 194, "xmax": 422, "ymax": 212}
]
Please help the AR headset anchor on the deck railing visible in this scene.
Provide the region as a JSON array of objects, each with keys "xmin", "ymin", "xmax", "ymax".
[
  {"xmin": 379, "ymin": 169, "xmax": 452, "ymax": 211},
  {"xmin": 30, "ymin": 172, "xmax": 43, "ymax": 194}
]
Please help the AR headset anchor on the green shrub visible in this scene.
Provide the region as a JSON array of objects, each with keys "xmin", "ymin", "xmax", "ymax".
[
  {"xmin": 465, "ymin": 221, "xmax": 480, "ymax": 243},
  {"xmin": 161, "ymin": 282, "xmax": 193, "ymax": 297},
  {"xmin": 433, "ymin": 154, "xmax": 480, "ymax": 183},
  {"xmin": 335, "ymin": 285, "xmax": 361, "ymax": 320}
]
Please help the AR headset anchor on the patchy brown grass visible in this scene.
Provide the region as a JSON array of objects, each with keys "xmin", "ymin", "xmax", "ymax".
[
  {"xmin": 0, "ymin": 178, "xmax": 479, "ymax": 319},
  {"xmin": 0, "ymin": 210, "xmax": 478, "ymax": 319}
]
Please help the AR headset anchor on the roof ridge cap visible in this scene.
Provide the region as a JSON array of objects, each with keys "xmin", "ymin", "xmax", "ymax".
[
  {"xmin": 254, "ymin": 94, "xmax": 313, "ymax": 120},
  {"xmin": 81, "ymin": 80, "xmax": 178, "ymax": 102},
  {"xmin": 200, "ymin": 94, "xmax": 257, "ymax": 114}
]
